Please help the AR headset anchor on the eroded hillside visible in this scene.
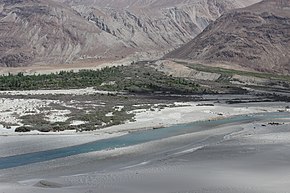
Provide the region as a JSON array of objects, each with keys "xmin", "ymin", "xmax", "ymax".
[
  {"xmin": 0, "ymin": 0, "xmax": 260, "ymax": 66},
  {"xmin": 167, "ymin": 0, "xmax": 290, "ymax": 74}
]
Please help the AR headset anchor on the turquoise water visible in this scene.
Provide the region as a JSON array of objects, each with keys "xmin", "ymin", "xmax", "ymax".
[{"xmin": 0, "ymin": 112, "xmax": 289, "ymax": 170}]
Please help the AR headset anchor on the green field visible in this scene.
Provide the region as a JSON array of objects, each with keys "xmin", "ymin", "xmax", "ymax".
[{"xmin": 0, "ymin": 64, "xmax": 203, "ymax": 94}]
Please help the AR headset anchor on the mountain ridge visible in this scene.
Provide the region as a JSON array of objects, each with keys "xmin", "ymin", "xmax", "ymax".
[
  {"xmin": 167, "ymin": 0, "xmax": 290, "ymax": 74},
  {"xmin": 0, "ymin": 0, "xmax": 260, "ymax": 67}
]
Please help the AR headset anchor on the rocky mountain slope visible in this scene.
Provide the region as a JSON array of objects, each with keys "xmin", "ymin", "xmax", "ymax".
[
  {"xmin": 62, "ymin": 0, "xmax": 261, "ymax": 57},
  {"xmin": 0, "ymin": 0, "xmax": 260, "ymax": 67},
  {"xmin": 167, "ymin": 0, "xmax": 290, "ymax": 74},
  {"xmin": 0, "ymin": 0, "xmax": 130, "ymax": 67}
]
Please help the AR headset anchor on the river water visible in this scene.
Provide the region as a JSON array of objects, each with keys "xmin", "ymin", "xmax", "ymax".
[{"xmin": 0, "ymin": 112, "xmax": 289, "ymax": 170}]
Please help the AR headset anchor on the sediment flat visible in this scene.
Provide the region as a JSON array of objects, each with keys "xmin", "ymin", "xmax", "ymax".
[{"xmin": 1, "ymin": 101, "xmax": 290, "ymax": 193}]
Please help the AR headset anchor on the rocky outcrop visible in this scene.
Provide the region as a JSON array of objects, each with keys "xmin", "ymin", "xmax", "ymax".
[{"xmin": 167, "ymin": 0, "xmax": 290, "ymax": 74}]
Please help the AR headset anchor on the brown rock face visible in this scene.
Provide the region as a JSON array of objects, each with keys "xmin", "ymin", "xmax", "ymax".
[
  {"xmin": 62, "ymin": 0, "xmax": 260, "ymax": 57},
  {"xmin": 0, "ymin": 0, "xmax": 127, "ymax": 67},
  {"xmin": 167, "ymin": 0, "xmax": 290, "ymax": 74},
  {"xmin": 0, "ymin": 0, "xmax": 260, "ymax": 67}
]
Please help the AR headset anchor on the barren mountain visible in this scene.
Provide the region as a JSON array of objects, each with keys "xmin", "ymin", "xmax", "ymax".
[
  {"xmin": 62, "ymin": 0, "xmax": 261, "ymax": 57},
  {"xmin": 167, "ymin": 0, "xmax": 290, "ymax": 74},
  {"xmin": 0, "ymin": 0, "xmax": 260, "ymax": 67},
  {"xmin": 0, "ymin": 0, "xmax": 132, "ymax": 67}
]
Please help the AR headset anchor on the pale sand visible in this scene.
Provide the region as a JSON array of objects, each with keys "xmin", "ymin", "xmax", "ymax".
[
  {"xmin": 0, "ymin": 101, "xmax": 288, "ymax": 156},
  {"xmin": 1, "ymin": 101, "xmax": 290, "ymax": 193},
  {"xmin": 1, "ymin": 119, "xmax": 290, "ymax": 193},
  {"xmin": 105, "ymin": 101, "xmax": 288, "ymax": 133},
  {"xmin": 0, "ymin": 97, "xmax": 72, "ymax": 128}
]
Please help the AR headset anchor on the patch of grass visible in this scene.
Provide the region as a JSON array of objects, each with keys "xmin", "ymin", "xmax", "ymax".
[
  {"xmin": 68, "ymin": 107, "xmax": 135, "ymax": 131},
  {"xmin": 20, "ymin": 114, "xmax": 50, "ymax": 125}
]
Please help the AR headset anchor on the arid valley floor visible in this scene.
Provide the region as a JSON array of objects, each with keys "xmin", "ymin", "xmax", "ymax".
[{"xmin": 0, "ymin": 89, "xmax": 290, "ymax": 193}]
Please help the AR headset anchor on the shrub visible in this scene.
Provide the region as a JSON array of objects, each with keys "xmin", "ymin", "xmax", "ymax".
[{"xmin": 15, "ymin": 126, "xmax": 32, "ymax": 132}]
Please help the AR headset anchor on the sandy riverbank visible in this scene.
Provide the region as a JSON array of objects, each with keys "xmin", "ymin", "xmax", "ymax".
[
  {"xmin": 0, "ymin": 100, "xmax": 289, "ymax": 155},
  {"xmin": 1, "ymin": 98, "xmax": 290, "ymax": 193},
  {"xmin": 1, "ymin": 107, "xmax": 290, "ymax": 193}
]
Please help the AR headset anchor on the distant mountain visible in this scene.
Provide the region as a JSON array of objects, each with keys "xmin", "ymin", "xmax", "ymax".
[
  {"xmin": 167, "ymin": 0, "xmax": 290, "ymax": 74},
  {"xmin": 0, "ymin": 0, "xmax": 260, "ymax": 67},
  {"xmin": 61, "ymin": 0, "xmax": 260, "ymax": 57}
]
